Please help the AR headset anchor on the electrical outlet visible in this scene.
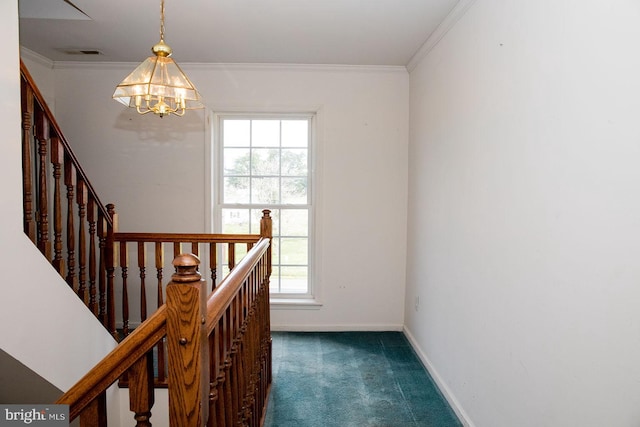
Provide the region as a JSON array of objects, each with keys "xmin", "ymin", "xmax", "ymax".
[{"xmin": 414, "ymin": 296, "xmax": 420, "ymax": 312}]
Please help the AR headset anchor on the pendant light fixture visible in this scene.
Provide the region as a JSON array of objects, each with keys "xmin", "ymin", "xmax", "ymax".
[{"xmin": 112, "ymin": 0, "xmax": 203, "ymax": 117}]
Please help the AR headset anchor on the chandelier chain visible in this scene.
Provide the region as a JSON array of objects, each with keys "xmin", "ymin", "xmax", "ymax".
[{"xmin": 160, "ymin": 0, "xmax": 166, "ymax": 41}]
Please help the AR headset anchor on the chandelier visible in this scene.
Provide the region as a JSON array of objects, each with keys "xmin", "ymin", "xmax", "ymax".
[{"xmin": 112, "ymin": 0, "xmax": 203, "ymax": 117}]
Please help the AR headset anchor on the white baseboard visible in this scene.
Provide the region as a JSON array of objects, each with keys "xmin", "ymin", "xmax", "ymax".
[
  {"xmin": 403, "ymin": 326, "xmax": 475, "ymax": 427},
  {"xmin": 270, "ymin": 323, "xmax": 404, "ymax": 332}
]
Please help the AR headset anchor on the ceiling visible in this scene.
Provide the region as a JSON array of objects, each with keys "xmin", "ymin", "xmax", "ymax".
[{"xmin": 18, "ymin": 0, "xmax": 459, "ymax": 66}]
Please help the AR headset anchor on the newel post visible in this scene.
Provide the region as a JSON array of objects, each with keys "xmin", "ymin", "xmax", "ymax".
[
  {"xmin": 166, "ymin": 254, "xmax": 209, "ymax": 427},
  {"xmin": 260, "ymin": 209, "xmax": 272, "ymax": 275}
]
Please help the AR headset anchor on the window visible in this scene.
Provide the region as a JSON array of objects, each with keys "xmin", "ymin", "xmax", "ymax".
[{"xmin": 216, "ymin": 115, "xmax": 313, "ymax": 297}]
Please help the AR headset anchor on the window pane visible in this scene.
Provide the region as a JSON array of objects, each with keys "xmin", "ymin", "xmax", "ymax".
[
  {"xmin": 252, "ymin": 120, "xmax": 280, "ymax": 147},
  {"xmin": 224, "ymin": 177, "xmax": 250, "ymax": 203},
  {"xmin": 224, "ymin": 148, "xmax": 250, "ymax": 175},
  {"xmin": 280, "ymin": 210, "xmax": 307, "ymax": 236},
  {"xmin": 269, "ymin": 266, "xmax": 281, "ymax": 293},
  {"xmin": 271, "ymin": 237, "xmax": 280, "ymax": 265},
  {"xmin": 220, "ymin": 116, "xmax": 311, "ymax": 296},
  {"xmin": 221, "ymin": 209, "xmax": 250, "ymax": 233},
  {"xmin": 251, "ymin": 148, "xmax": 280, "ymax": 175},
  {"xmin": 224, "ymin": 120, "xmax": 250, "ymax": 147},
  {"xmin": 281, "ymin": 177, "xmax": 307, "ymax": 204},
  {"xmin": 251, "ymin": 177, "xmax": 280, "ymax": 204},
  {"xmin": 281, "ymin": 149, "xmax": 307, "ymax": 176},
  {"xmin": 282, "ymin": 120, "xmax": 308, "ymax": 147},
  {"xmin": 222, "ymin": 243, "xmax": 248, "ymax": 269},
  {"xmin": 281, "ymin": 238, "xmax": 308, "ymax": 265},
  {"xmin": 234, "ymin": 244, "xmax": 248, "ymax": 260},
  {"xmin": 280, "ymin": 266, "xmax": 308, "ymax": 293}
]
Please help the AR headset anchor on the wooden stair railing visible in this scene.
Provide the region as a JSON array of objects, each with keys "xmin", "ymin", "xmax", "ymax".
[
  {"xmin": 20, "ymin": 60, "xmax": 117, "ymax": 333},
  {"xmin": 56, "ymin": 215, "xmax": 273, "ymax": 427},
  {"xmin": 113, "ymin": 225, "xmax": 271, "ymax": 387}
]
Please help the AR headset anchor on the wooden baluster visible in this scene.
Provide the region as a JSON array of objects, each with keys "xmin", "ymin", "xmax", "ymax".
[
  {"xmin": 230, "ymin": 296, "xmax": 241, "ymax": 424},
  {"xmin": 208, "ymin": 324, "xmax": 222, "ymax": 427},
  {"xmin": 21, "ymin": 80, "xmax": 36, "ymax": 243},
  {"xmin": 155, "ymin": 242, "xmax": 164, "ymax": 307},
  {"xmin": 166, "ymin": 254, "xmax": 208, "ymax": 427},
  {"xmin": 259, "ymin": 270, "xmax": 269, "ymax": 426},
  {"xmin": 78, "ymin": 391, "xmax": 107, "ymax": 427},
  {"xmin": 260, "ymin": 209, "xmax": 274, "ymax": 392},
  {"xmin": 128, "ymin": 352, "xmax": 155, "ymax": 427},
  {"xmin": 253, "ymin": 266, "xmax": 262, "ymax": 427},
  {"xmin": 254, "ymin": 265, "xmax": 263, "ymax": 427},
  {"xmin": 257, "ymin": 287, "xmax": 266, "ymax": 427},
  {"xmin": 64, "ymin": 161, "xmax": 76, "ymax": 289},
  {"xmin": 120, "ymin": 240, "xmax": 130, "ymax": 337},
  {"xmin": 35, "ymin": 107, "xmax": 51, "ymax": 260},
  {"xmin": 240, "ymin": 287, "xmax": 249, "ymax": 424},
  {"xmin": 210, "ymin": 242, "xmax": 217, "ymax": 290},
  {"xmin": 173, "ymin": 242, "xmax": 181, "ymax": 260},
  {"xmin": 228, "ymin": 243, "xmax": 236, "ymax": 271},
  {"xmin": 98, "ymin": 215, "xmax": 107, "ymax": 326},
  {"xmin": 234, "ymin": 301, "xmax": 242, "ymax": 426},
  {"xmin": 192, "ymin": 242, "xmax": 200, "ymax": 274},
  {"xmin": 222, "ymin": 309, "xmax": 233, "ymax": 427},
  {"xmin": 138, "ymin": 242, "xmax": 147, "ymax": 321},
  {"xmin": 50, "ymin": 136, "xmax": 65, "ymax": 276},
  {"xmin": 236, "ymin": 289, "xmax": 248, "ymax": 425},
  {"xmin": 106, "ymin": 204, "xmax": 118, "ymax": 339},
  {"xmin": 155, "ymin": 242, "xmax": 166, "ymax": 384},
  {"xmin": 212, "ymin": 317, "xmax": 227, "ymax": 427},
  {"xmin": 264, "ymin": 263, "xmax": 273, "ymax": 415},
  {"xmin": 88, "ymin": 198, "xmax": 98, "ymax": 315},
  {"xmin": 77, "ymin": 180, "xmax": 88, "ymax": 304},
  {"xmin": 250, "ymin": 279, "xmax": 259, "ymax": 425},
  {"xmin": 247, "ymin": 292, "xmax": 258, "ymax": 426}
]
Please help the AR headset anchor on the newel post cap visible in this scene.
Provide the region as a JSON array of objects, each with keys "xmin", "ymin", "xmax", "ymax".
[{"xmin": 171, "ymin": 253, "xmax": 201, "ymax": 283}]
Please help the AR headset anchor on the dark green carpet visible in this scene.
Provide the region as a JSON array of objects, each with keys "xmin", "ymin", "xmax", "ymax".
[{"xmin": 264, "ymin": 332, "xmax": 462, "ymax": 427}]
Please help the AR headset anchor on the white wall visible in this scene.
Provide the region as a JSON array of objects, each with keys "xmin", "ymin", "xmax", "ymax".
[
  {"xmin": 1, "ymin": 0, "xmax": 117, "ymax": 395},
  {"xmin": 406, "ymin": 1, "xmax": 640, "ymax": 426},
  {"xmin": 51, "ymin": 62, "xmax": 409, "ymax": 330}
]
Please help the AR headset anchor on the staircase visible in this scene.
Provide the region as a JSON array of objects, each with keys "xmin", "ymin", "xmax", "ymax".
[{"xmin": 18, "ymin": 61, "xmax": 273, "ymax": 426}]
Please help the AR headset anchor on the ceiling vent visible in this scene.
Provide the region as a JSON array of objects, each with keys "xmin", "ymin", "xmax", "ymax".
[{"xmin": 57, "ymin": 49, "xmax": 104, "ymax": 56}]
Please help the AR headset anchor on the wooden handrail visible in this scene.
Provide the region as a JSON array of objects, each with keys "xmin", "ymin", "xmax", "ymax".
[
  {"xmin": 115, "ymin": 233, "xmax": 261, "ymax": 244},
  {"xmin": 56, "ymin": 305, "xmax": 167, "ymax": 420}
]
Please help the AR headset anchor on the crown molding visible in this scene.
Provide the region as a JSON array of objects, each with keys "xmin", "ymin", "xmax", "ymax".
[
  {"xmin": 406, "ymin": 0, "xmax": 478, "ymax": 72},
  {"xmin": 52, "ymin": 60, "xmax": 407, "ymax": 74},
  {"xmin": 20, "ymin": 47, "xmax": 54, "ymax": 69}
]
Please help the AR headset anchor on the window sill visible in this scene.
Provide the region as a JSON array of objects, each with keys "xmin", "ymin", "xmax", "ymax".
[{"xmin": 270, "ymin": 298, "xmax": 323, "ymax": 310}]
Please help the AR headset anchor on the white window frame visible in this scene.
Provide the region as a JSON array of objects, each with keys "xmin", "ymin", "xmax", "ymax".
[{"xmin": 208, "ymin": 111, "xmax": 321, "ymax": 307}]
